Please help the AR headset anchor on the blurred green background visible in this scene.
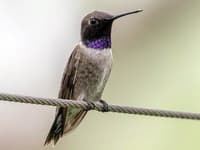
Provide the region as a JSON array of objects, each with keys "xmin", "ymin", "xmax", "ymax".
[{"xmin": 1, "ymin": 0, "xmax": 200, "ymax": 150}]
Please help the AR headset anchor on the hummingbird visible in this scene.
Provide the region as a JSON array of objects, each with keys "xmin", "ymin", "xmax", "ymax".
[{"xmin": 44, "ymin": 9, "xmax": 143, "ymax": 145}]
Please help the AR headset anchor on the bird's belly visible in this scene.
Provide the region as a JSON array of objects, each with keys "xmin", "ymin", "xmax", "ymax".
[
  {"xmin": 74, "ymin": 63, "xmax": 108, "ymax": 101},
  {"xmin": 74, "ymin": 49, "xmax": 112, "ymax": 101}
]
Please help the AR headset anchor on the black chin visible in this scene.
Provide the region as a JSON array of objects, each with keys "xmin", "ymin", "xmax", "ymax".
[{"xmin": 81, "ymin": 23, "xmax": 112, "ymax": 42}]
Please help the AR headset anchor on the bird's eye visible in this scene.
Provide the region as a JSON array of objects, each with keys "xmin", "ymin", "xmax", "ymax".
[{"xmin": 89, "ymin": 17, "xmax": 99, "ymax": 25}]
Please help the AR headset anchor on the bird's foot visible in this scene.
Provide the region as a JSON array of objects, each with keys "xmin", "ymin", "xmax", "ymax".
[
  {"xmin": 98, "ymin": 99, "xmax": 109, "ymax": 112},
  {"xmin": 83, "ymin": 99, "xmax": 95, "ymax": 111}
]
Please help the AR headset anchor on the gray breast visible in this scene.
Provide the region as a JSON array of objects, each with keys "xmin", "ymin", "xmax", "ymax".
[{"xmin": 74, "ymin": 43, "xmax": 112, "ymax": 101}]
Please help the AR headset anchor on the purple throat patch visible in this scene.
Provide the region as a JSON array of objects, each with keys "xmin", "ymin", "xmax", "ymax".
[{"xmin": 84, "ymin": 36, "xmax": 111, "ymax": 49}]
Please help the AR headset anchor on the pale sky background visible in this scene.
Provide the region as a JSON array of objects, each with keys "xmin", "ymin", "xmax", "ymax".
[{"xmin": 0, "ymin": 0, "xmax": 200, "ymax": 150}]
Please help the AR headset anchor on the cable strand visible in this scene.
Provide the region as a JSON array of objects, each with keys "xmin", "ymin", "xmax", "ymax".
[{"xmin": 0, "ymin": 93, "xmax": 200, "ymax": 120}]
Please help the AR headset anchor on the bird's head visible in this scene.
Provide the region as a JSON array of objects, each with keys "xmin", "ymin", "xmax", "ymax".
[{"xmin": 81, "ymin": 10, "xmax": 143, "ymax": 49}]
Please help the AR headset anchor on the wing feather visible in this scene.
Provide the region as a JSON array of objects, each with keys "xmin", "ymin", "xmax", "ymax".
[{"xmin": 58, "ymin": 46, "xmax": 80, "ymax": 99}]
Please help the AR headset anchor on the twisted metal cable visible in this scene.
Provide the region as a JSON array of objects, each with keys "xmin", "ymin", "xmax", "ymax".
[{"xmin": 0, "ymin": 93, "xmax": 200, "ymax": 120}]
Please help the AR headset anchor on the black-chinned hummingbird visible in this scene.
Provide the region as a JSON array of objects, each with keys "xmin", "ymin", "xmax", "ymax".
[{"xmin": 45, "ymin": 9, "xmax": 143, "ymax": 145}]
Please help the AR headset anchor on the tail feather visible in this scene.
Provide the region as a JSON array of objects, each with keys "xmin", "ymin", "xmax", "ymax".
[
  {"xmin": 44, "ymin": 108, "xmax": 87, "ymax": 145},
  {"xmin": 44, "ymin": 107, "xmax": 67, "ymax": 145},
  {"xmin": 64, "ymin": 110, "xmax": 87, "ymax": 134}
]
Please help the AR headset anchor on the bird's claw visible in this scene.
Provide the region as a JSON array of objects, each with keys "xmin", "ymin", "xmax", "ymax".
[{"xmin": 98, "ymin": 99, "xmax": 109, "ymax": 112}]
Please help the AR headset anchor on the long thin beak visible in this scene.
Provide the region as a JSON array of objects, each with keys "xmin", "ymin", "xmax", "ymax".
[{"xmin": 111, "ymin": 9, "xmax": 143, "ymax": 21}]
